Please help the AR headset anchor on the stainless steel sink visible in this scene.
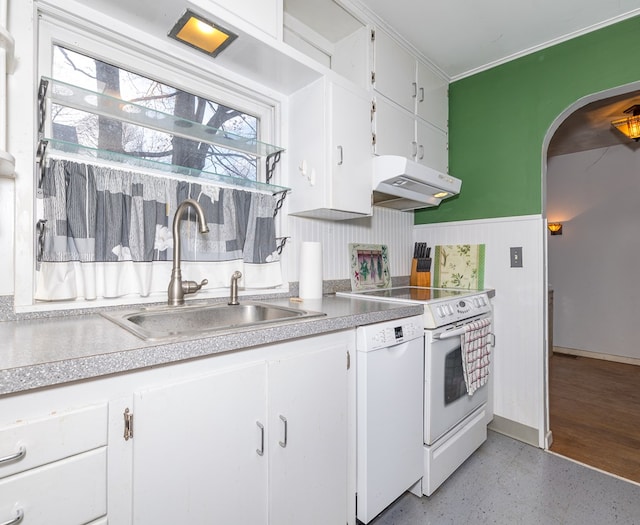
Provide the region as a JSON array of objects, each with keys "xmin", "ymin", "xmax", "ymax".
[{"xmin": 102, "ymin": 301, "xmax": 326, "ymax": 341}]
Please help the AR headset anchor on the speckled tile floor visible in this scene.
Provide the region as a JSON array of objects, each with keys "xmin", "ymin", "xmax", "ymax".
[{"xmin": 372, "ymin": 430, "xmax": 640, "ymax": 525}]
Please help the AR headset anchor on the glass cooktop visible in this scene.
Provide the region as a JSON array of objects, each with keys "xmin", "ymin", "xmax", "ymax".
[{"xmin": 337, "ymin": 286, "xmax": 483, "ymax": 304}]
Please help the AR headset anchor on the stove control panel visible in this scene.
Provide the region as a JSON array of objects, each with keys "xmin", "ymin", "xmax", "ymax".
[{"xmin": 424, "ymin": 293, "xmax": 491, "ymax": 328}]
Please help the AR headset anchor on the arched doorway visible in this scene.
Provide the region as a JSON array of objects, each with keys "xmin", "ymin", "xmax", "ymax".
[{"xmin": 542, "ymin": 82, "xmax": 640, "ymax": 482}]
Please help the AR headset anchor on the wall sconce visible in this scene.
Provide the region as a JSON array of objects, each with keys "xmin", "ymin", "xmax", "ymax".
[
  {"xmin": 611, "ymin": 105, "xmax": 640, "ymax": 141},
  {"xmin": 168, "ymin": 10, "xmax": 238, "ymax": 58},
  {"xmin": 548, "ymin": 223, "xmax": 563, "ymax": 235}
]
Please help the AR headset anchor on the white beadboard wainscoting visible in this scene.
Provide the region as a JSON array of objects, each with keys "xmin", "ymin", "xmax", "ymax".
[
  {"xmin": 415, "ymin": 215, "xmax": 547, "ymax": 447},
  {"xmin": 285, "ymin": 207, "xmax": 414, "ymax": 282}
]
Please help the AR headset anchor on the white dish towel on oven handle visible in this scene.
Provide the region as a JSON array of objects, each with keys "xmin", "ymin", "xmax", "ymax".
[{"xmin": 461, "ymin": 318, "xmax": 493, "ymax": 396}]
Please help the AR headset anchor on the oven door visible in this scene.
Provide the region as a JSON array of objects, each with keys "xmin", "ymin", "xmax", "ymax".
[{"xmin": 424, "ymin": 315, "xmax": 491, "ymax": 445}]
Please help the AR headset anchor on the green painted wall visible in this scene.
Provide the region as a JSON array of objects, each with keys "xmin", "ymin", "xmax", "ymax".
[{"xmin": 415, "ymin": 15, "xmax": 640, "ymax": 224}]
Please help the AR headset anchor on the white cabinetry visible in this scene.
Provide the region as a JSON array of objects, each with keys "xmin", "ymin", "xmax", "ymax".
[
  {"xmin": 268, "ymin": 344, "xmax": 348, "ymax": 524},
  {"xmin": 131, "ymin": 332, "xmax": 352, "ymax": 524},
  {"xmin": 0, "ymin": 404, "xmax": 108, "ymax": 525},
  {"xmin": 192, "ymin": 0, "xmax": 283, "ymax": 40},
  {"xmin": 288, "ymin": 77, "xmax": 372, "ymax": 220},
  {"xmin": 132, "ymin": 362, "xmax": 268, "ymax": 524},
  {"xmin": 0, "ymin": 329, "xmax": 355, "ymax": 525},
  {"xmin": 372, "ymin": 29, "xmax": 449, "ymax": 172}
]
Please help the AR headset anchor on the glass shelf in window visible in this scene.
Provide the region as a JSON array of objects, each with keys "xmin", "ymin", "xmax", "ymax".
[
  {"xmin": 42, "ymin": 138, "xmax": 289, "ymax": 195},
  {"xmin": 43, "ymin": 77, "xmax": 285, "ymax": 159}
]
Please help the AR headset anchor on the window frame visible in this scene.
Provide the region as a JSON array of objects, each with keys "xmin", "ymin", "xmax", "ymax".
[{"xmin": 13, "ymin": 11, "xmax": 285, "ymax": 312}]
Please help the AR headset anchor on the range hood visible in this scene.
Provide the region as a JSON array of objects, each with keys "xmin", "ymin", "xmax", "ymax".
[{"xmin": 372, "ymin": 156, "xmax": 461, "ymax": 211}]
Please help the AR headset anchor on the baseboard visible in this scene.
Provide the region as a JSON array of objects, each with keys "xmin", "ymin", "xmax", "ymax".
[
  {"xmin": 488, "ymin": 415, "xmax": 539, "ymax": 447},
  {"xmin": 553, "ymin": 346, "xmax": 640, "ymax": 367}
]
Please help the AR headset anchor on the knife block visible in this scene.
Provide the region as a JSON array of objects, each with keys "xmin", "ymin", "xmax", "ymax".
[{"xmin": 410, "ymin": 258, "xmax": 431, "ymax": 288}]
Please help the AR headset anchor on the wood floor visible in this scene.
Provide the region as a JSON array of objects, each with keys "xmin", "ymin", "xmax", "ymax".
[{"xmin": 549, "ymin": 352, "xmax": 640, "ymax": 483}]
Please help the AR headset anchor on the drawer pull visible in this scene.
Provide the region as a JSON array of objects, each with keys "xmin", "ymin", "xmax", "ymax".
[
  {"xmin": 0, "ymin": 509, "xmax": 24, "ymax": 525},
  {"xmin": 0, "ymin": 446, "xmax": 26, "ymax": 465}
]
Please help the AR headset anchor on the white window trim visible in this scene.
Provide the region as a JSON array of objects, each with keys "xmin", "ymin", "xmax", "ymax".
[{"xmin": 12, "ymin": 8, "xmax": 287, "ymax": 312}]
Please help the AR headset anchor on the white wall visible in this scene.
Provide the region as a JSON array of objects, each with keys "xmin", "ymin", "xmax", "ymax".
[
  {"xmin": 547, "ymin": 145, "xmax": 640, "ymax": 361},
  {"xmin": 285, "ymin": 207, "xmax": 414, "ymax": 282},
  {"xmin": 0, "ymin": 178, "xmax": 13, "ymax": 294},
  {"xmin": 415, "ymin": 215, "xmax": 546, "ymax": 444}
]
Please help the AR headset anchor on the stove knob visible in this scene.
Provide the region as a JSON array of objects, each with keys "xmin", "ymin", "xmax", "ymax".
[{"xmin": 473, "ymin": 298, "xmax": 480, "ymax": 307}]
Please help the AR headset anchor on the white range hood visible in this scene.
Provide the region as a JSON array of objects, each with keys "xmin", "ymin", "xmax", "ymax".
[{"xmin": 372, "ymin": 156, "xmax": 461, "ymax": 211}]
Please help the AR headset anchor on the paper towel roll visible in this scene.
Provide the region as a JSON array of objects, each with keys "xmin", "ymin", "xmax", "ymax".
[{"xmin": 299, "ymin": 241, "xmax": 323, "ymax": 299}]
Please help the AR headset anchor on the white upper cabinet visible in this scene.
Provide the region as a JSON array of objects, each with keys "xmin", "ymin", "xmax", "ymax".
[
  {"xmin": 372, "ymin": 30, "xmax": 416, "ymax": 114},
  {"xmin": 199, "ymin": 0, "xmax": 283, "ymax": 40},
  {"xmin": 288, "ymin": 77, "xmax": 372, "ymax": 220},
  {"xmin": 416, "ymin": 61, "xmax": 448, "ymax": 132},
  {"xmin": 372, "ymin": 27, "xmax": 449, "ymax": 171},
  {"xmin": 372, "ymin": 28, "xmax": 448, "ymax": 132},
  {"xmin": 283, "ymin": 0, "xmax": 369, "ymax": 88}
]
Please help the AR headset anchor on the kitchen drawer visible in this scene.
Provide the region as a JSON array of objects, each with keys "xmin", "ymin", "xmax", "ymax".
[
  {"xmin": 0, "ymin": 447, "xmax": 107, "ymax": 525},
  {"xmin": 0, "ymin": 403, "xmax": 107, "ymax": 479}
]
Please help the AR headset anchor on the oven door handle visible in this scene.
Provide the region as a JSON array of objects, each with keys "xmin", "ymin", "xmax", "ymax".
[
  {"xmin": 434, "ymin": 327, "xmax": 496, "ymax": 346},
  {"xmin": 433, "ymin": 326, "xmax": 468, "ymax": 340}
]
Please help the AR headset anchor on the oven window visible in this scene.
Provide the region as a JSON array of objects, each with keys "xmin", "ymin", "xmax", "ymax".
[{"xmin": 444, "ymin": 346, "xmax": 467, "ymax": 405}]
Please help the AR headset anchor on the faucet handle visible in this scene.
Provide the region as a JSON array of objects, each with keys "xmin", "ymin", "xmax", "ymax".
[{"xmin": 183, "ymin": 278, "xmax": 208, "ymax": 294}]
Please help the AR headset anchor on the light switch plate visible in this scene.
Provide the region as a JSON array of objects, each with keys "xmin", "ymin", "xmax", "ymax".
[{"xmin": 510, "ymin": 247, "xmax": 523, "ymax": 268}]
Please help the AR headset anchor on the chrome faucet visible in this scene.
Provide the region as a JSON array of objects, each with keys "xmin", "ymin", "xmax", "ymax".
[
  {"xmin": 168, "ymin": 199, "xmax": 209, "ymax": 306},
  {"xmin": 228, "ymin": 271, "xmax": 242, "ymax": 305}
]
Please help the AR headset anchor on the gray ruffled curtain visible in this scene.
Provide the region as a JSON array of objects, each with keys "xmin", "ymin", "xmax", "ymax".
[{"xmin": 36, "ymin": 159, "xmax": 281, "ymax": 301}]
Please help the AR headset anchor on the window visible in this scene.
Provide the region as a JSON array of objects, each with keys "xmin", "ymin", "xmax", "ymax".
[
  {"xmin": 11, "ymin": 15, "xmax": 285, "ymax": 311},
  {"xmin": 50, "ymin": 45, "xmax": 259, "ymax": 181}
]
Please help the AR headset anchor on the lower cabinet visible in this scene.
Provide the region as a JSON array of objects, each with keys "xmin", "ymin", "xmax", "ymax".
[
  {"xmin": 0, "ymin": 330, "xmax": 355, "ymax": 525},
  {"xmin": 0, "ymin": 403, "xmax": 108, "ymax": 525},
  {"xmin": 268, "ymin": 344, "xmax": 348, "ymax": 524},
  {"xmin": 131, "ymin": 333, "xmax": 351, "ymax": 524},
  {"xmin": 132, "ymin": 361, "xmax": 269, "ymax": 523}
]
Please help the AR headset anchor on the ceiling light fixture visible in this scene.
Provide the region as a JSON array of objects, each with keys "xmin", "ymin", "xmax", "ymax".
[
  {"xmin": 611, "ymin": 104, "xmax": 640, "ymax": 141},
  {"xmin": 168, "ymin": 10, "xmax": 237, "ymax": 58}
]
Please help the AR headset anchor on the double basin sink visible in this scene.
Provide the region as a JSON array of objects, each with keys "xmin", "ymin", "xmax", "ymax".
[{"xmin": 103, "ymin": 301, "xmax": 326, "ymax": 341}]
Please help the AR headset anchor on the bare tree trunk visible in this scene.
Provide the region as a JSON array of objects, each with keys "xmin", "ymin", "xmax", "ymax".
[{"xmin": 96, "ymin": 61, "xmax": 124, "ymax": 153}]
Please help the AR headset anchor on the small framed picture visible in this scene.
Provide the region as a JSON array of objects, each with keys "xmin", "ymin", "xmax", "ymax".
[{"xmin": 349, "ymin": 243, "xmax": 391, "ymax": 291}]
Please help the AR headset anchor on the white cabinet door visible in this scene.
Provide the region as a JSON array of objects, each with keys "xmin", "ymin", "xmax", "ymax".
[
  {"xmin": 329, "ymin": 81, "xmax": 373, "ymax": 215},
  {"xmin": 132, "ymin": 362, "xmax": 268, "ymax": 525},
  {"xmin": 268, "ymin": 345, "xmax": 349, "ymax": 525},
  {"xmin": 416, "ymin": 61, "xmax": 448, "ymax": 132},
  {"xmin": 416, "ymin": 120, "xmax": 448, "ymax": 173},
  {"xmin": 195, "ymin": 0, "xmax": 282, "ymax": 39},
  {"xmin": 288, "ymin": 78, "xmax": 372, "ymax": 219},
  {"xmin": 374, "ymin": 96, "xmax": 416, "ymax": 159},
  {"xmin": 373, "ymin": 30, "xmax": 416, "ymax": 113}
]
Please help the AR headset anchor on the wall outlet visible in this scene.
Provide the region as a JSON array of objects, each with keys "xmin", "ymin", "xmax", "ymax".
[{"xmin": 510, "ymin": 247, "xmax": 523, "ymax": 268}]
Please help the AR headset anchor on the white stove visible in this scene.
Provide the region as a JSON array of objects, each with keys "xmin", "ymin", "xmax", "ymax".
[{"xmin": 337, "ymin": 286, "xmax": 491, "ymax": 328}]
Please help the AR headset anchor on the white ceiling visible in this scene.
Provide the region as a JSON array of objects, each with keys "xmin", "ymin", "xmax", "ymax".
[{"xmin": 353, "ymin": 0, "xmax": 640, "ymax": 80}]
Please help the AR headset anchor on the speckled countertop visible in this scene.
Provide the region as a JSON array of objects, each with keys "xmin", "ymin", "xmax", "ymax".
[{"xmin": 0, "ymin": 295, "xmax": 423, "ymax": 396}]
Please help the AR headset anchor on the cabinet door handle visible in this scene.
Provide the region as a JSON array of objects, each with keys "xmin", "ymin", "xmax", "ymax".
[
  {"xmin": 337, "ymin": 145, "xmax": 344, "ymax": 166},
  {"xmin": 419, "ymin": 87, "xmax": 425, "ymax": 103},
  {"xmin": 279, "ymin": 415, "xmax": 288, "ymax": 448},
  {"xmin": 0, "ymin": 509, "xmax": 24, "ymax": 525},
  {"xmin": 412, "ymin": 81, "xmax": 417, "ymax": 99},
  {"xmin": 0, "ymin": 446, "xmax": 26, "ymax": 466},
  {"xmin": 411, "ymin": 141, "xmax": 418, "ymax": 158},
  {"xmin": 418, "ymin": 144, "xmax": 424, "ymax": 160},
  {"xmin": 256, "ymin": 421, "xmax": 264, "ymax": 456}
]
